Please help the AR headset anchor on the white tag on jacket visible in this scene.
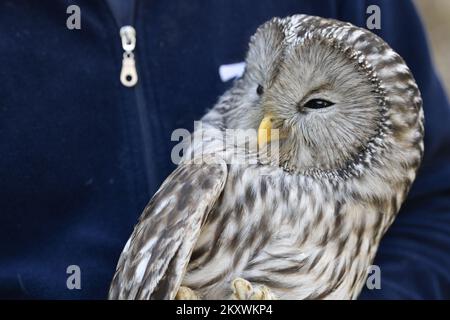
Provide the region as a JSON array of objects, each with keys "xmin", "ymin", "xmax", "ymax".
[{"xmin": 219, "ymin": 62, "xmax": 246, "ymax": 82}]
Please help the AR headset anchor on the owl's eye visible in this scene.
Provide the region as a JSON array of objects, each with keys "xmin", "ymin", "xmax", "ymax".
[
  {"xmin": 256, "ymin": 84, "xmax": 264, "ymax": 95},
  {"xmin": 303, "ymin": 99, "xmax": 334, "ymax": 109}
]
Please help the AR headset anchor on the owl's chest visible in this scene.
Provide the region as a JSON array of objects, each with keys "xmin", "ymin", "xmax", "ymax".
[
  {"xmin": 209, "ymin": 165, "xmax": 306, "ymax": 234},
  {"xmin": 190, "ymin": 165, "xmax": 326, "ymax": 271},
  {"xmin": 185, "ymin": 166, "xmax": 383, "ymax": 299},
  {"xmin": 184, "ymin": 166, "xmax": 307, "ymax": 292}
]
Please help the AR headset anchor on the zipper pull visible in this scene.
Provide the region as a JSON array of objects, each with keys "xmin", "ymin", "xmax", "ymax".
[{"xmin": 119, "ymin": 26, "xmax": 138, "ymax": 87}]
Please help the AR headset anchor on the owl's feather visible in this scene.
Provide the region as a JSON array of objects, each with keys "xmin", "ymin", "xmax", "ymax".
[
  {"xmin": 109, "ymin": 159, "xmax": 227, "ymax": 299},
  {"xmin": 109, "ymin": 14, "xmax": 423, "ymax": 300}
]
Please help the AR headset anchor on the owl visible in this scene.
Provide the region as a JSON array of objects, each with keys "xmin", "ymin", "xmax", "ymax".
[{"xmin": 109, "ymin": 14, "xmax": 424, "ymax": 300}]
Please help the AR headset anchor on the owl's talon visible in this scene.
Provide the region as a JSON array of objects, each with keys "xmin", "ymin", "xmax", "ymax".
[
  {"xmin": 231, "ymin": 278, "xmax": 253, "ymax": 300},
  {"xmin": 231, "ymin": 278, "xmax": 276, "ymax": 300},
  {"xmin": 250, "ymin": 285, "xmax": 277, "ymax": 300},
  {"xmin": 175, "ymin": 286, "xmax": 200, "ymax": 300}
]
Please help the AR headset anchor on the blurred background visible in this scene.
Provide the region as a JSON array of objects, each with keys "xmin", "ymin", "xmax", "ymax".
[{"xmin": 416, "ymin": 0, "xmax": 450, "ymax": 94}]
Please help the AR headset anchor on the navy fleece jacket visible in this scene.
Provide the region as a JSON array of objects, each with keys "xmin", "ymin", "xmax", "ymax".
[{"xmin": 0, "ymin": 0, "xmax": 449, "ymax": 299}]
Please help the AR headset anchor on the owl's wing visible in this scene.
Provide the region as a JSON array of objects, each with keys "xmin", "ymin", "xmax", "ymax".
[{"xmin": 108, "ymin": 159, "xmax": 227, "ymax": 300}]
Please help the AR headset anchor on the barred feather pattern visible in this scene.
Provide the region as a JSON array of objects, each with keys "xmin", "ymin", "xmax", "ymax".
[{"xmin": 109, "ymin": 14, "xmax": 424, "ymax": 300}]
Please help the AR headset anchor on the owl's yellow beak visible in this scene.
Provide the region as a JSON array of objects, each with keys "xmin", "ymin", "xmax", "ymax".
[{"xmin": 258, "ymin": 114, "xmax": 274, "ymax": 148}]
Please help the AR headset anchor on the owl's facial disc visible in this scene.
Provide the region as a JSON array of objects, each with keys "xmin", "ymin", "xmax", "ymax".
[
  {"xmin": 228, "ymin": 18, "xmax": 386, "ymax": 175},
  {"xmin": 255, "ymin": 38, "xmax": 382, "ymax": 174}
]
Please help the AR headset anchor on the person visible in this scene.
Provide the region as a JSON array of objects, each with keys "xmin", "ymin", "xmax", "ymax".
[{"xmin": 0, "ymin": 0, "xmax": 449, "ymax": 299}]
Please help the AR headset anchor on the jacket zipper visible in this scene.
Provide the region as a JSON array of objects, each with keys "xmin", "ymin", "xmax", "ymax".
[
  {"xmin": 107, "ymin": 0, "xmax": 155, "ymax": 194},
  {"xmin": 120, "ymin": 26, "xmax": 138, "ymax": 87}
]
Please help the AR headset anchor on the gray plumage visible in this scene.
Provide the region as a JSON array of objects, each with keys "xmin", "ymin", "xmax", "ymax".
[{"xmin": 109, "ymin": 14, "xmax": 424, "ymax": 300}]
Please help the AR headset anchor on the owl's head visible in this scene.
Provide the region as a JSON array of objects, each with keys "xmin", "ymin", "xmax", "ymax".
[{"xmin": 225, "ymin": 15, "xmax": 423, "ymax": 181}]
